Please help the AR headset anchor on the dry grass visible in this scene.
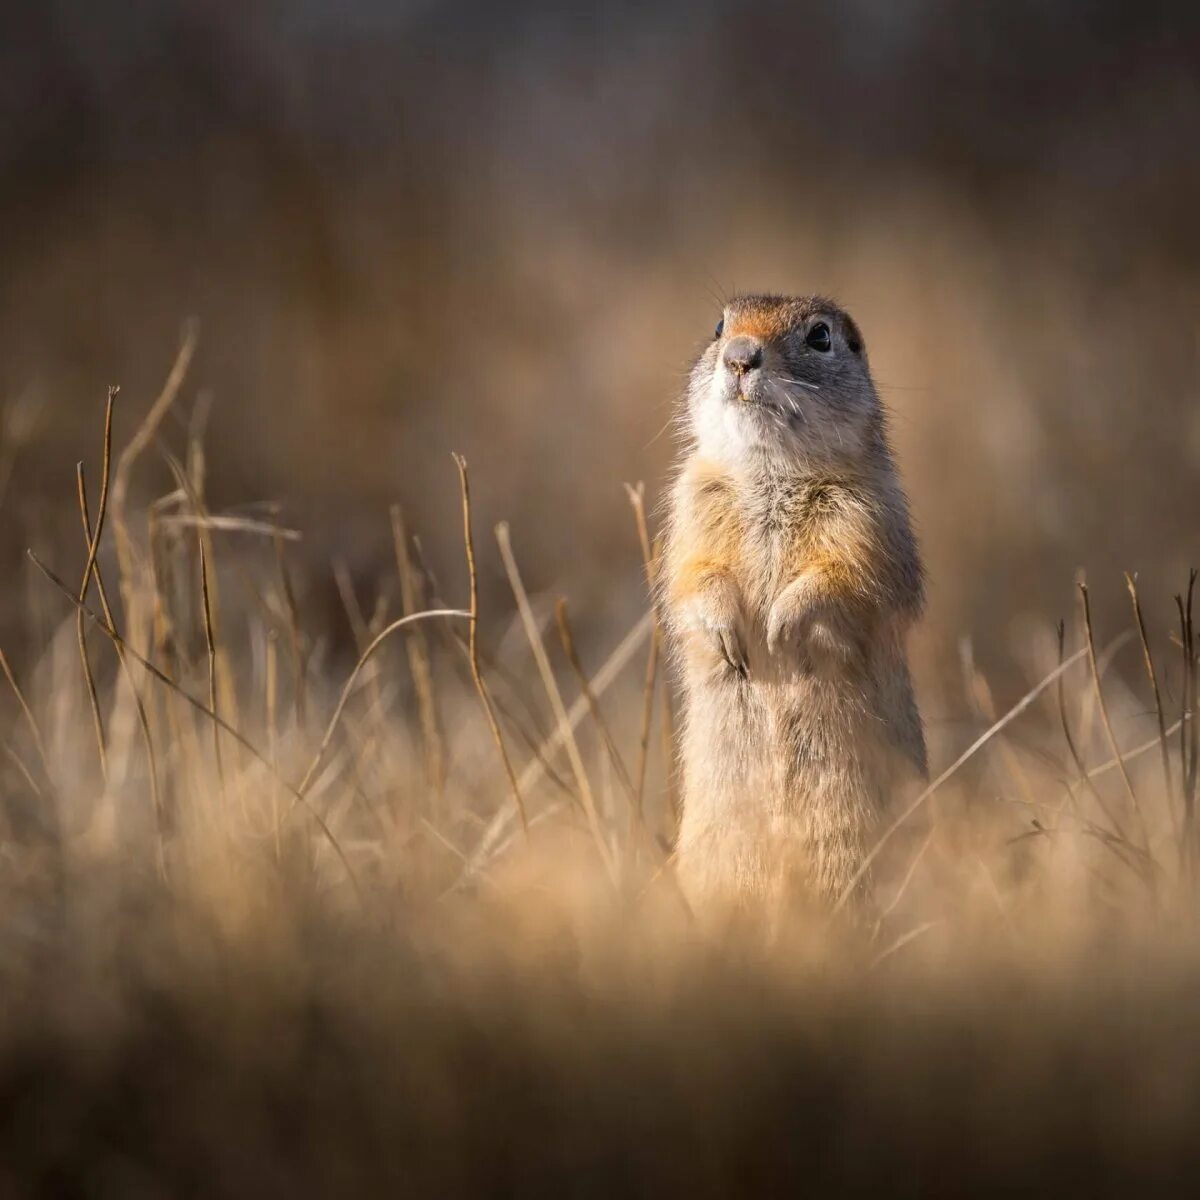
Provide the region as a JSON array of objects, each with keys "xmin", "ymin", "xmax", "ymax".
[{"xmin": 0, "ymin": 343, "xmax": 1199, "ymax": 1195}]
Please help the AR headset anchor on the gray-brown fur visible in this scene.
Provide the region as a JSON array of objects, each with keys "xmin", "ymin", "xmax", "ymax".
[{"xmin": 662, "ymin": 294, "xmax": 926, "ymax": 907}]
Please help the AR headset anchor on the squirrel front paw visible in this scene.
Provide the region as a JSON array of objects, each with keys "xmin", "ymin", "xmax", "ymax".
[
  {"xmin": 709, "ymin": 615, "xmax": 749, "ymax": 678},
  {"xmin": 682, "ymin": 590, "xmax": 748, "ymax": 678},
  {"xmin": 766, "ymin": 584, "xmax": 862, "ymax": 669}
]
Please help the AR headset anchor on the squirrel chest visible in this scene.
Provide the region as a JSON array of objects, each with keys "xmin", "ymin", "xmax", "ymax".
[{"xmin": 693, "ymin": 466, "xmax": 858, "ymax": 611}]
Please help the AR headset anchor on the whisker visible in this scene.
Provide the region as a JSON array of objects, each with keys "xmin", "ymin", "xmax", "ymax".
[{"xmin": 775, "ymin": 375, "xmax": 821, "ymax": 392}]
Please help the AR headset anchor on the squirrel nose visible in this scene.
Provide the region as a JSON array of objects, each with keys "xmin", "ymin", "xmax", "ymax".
[{"xmin": 722, "ymin": 335, "xmax": 763, "ymax": 377}]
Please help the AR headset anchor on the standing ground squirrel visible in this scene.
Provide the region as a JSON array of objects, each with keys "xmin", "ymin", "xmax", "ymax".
[{"xmin": 663, "ymin": 294, "xmax": 926, "ymax": 907}]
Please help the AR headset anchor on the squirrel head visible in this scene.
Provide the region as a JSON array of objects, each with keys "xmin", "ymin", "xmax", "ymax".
[{"xmin": 685, "ymin": 294, "xmax": 883, "ymax": 469}]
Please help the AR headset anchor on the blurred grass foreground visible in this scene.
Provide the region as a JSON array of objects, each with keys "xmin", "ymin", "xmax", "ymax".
[
  {"xmin": 3, "ymin": 2, "xmax": 1200, "ymax": 1193},
  {"xmin": 0, "ymin": 331, "xmax": 1198, "ymax": 1196}
]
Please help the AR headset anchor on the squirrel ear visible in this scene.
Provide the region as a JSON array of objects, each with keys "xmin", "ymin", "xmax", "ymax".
[{"xmin": 842, "ymin": 314, "xmax": 865, "ymax": 356}]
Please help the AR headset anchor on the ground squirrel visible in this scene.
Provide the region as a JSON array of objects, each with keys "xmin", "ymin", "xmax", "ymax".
[{"xmin": 663, "ymin": 294, "xmax": 926, "ymax": 907}]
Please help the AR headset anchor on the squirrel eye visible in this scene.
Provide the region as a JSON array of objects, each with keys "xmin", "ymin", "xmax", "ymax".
[
  {"xmin": 805, "ymin": 322, "xmax": 832, "ymax": 352},
  {"xmin": 714, "ymin": 318, "xmax": 724, "ymax": 339}
]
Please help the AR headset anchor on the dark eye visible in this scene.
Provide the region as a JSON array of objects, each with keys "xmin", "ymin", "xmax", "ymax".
[
  {"xmin": 805, "ymin": 322, "xmax": 832, "ymax": 352},
  {"xmin": 714, "ymin": 318, "xmax": 724, "ymax": 339}
]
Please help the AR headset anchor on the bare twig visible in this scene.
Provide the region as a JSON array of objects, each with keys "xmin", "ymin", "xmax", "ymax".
[
  {"xmin": 1126, "ymin": 572, "xmax": 1176, "ymax": 840},
  {"xmin": 452, "ymin": 454, "xmax": 528, "ymax": 833},
  {"xmin": 110, "ymin": 323, "xmax": 198, "ymax": 628},
  {"xmin": 1056, "ymin": 620, "xmax": 1128, "ymax": 842},
  {"xmin": 1186, "ymin": 570, "xmax": 1198, "ymax": 839},
  {"xmin": 76, "ymin": 468, "xmax": 107, "ymax": 780},
  {"xmin": 76, "ymin": 386, "xmax": 118, "ymax": 780},
  {"xmin": 266, "ymin": 628, "xmax": 281, "ymax": 863},
  {"xmin": 197, "ymin": 523, "xmax": 225, "ymax": 797},
  {"xmin": 158, "ymin": 446, "xmax": 238, "ymax": 794},
  {"xmin": 147, "ymin": 506, "xmax": 198, "ymax": 790},
  {"xmin": 1078, "ymin": 583, "xmax": 1150, "ymax": 858},
  {"xmin": 78, "ymin": 461, "xmax": 166, "ymax": 873},
  {"xmin": 1177, "ymin": 571, "xmax": 1199, "ymax": 862}
]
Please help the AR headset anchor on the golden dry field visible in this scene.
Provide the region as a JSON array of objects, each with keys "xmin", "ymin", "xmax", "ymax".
[{"xmin": 1, "ymin": 2, "xmax": 1199, "ymax": 1193}]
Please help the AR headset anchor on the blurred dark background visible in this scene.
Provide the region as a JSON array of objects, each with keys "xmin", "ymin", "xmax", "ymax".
[{"xmin": 2, "ymin": 0, "xmax": 1198, "ymax": 701}]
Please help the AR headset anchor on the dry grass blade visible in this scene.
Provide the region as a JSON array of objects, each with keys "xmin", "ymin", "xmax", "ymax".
[
  {"xmin": 197, "ymin": 521, "xmax": 226, "ymax": 797},
  {"xmin": 478, "ymin": 611, "xmax": 653, "ymax": 859},
  {"xmin": 110, "ymin": 322, "xmax": 198, "ymax": 616},
  {"xmin": 266, "ymin": 628, "xmax": 281, "ymax": 862},
  {"xmin": 632, "ymin": 575, "xmax": 660, "ymax": 827},
  {"xmin": 78, "ymin": 461, "xmax": 166, "ymax": 873},
  {"xmin": 630, "ymin": 479, "xmax": 679, "ymax": 822},
  {"xmin": 496, "ymin": 522, "xmax": 615, "ymax": 880},
  {"xmin": 159, "ymin": 447, "xmax": 227, "ymax": 798},
  {"xmin": 625, "ymin": 484, "xmax": 664, "ymax": 830},
  {"xmin": 878, "ymin": 826, "xmax": 936, "ymax": 920},
  {"xmin": 26, "ymin": 549, "xmax": 362, "ymax": 900},
  {"xmin": 1177, "ymin": 572, "xmax": 1198, "ymax": 862},
  {"xmin": 273, "ymin": 516, "xmax": 309, "ymax": 727},
  {"xmin": 1056, "ymin": 619, "xmax": 1128, "ymax": 843},
  {"xmin": 333, "ymin": 558, "xmax": 370, "ymax": 651},
  {"xmin": 76, "ymin": 466, "xmax": 106, "ymax": 780},
  {"xmin": 871, "ymin": 921, "xmax": 939, "ymax": 969},
  {"xmin": 1175, "ymin": 593, "xmax": 1191, "ymax": 842},
  {"xmin": 332, "ymin": 558, "xmax": 388, "ymax": 727},
  {"xmin": 833, "ymin": 646, "xmax": 1090, "ymax": 914},
  {"xmin": 960, "ymin": 638, "xmax": 1041, "ymax": 813},
  {"xmin": 555, "ymin": 598, "xmax": 635, "ymax": 808},
  {"xmin": 391, "ymin": 504, "xmax": 445, "ymax": 804},
  {"xmin": 292, "ymin": 608, "xmax": 473, "ymax": 801},
  {"xmin": 1084, "ymin": 710, "xmax": 1193, "ymax": 781},
  {"xmin": 456, "ymin": 609, "xmax": 657, "ymax": 887},
  {"xmin": 0, "ymin": 647, "xmax": 51, "ymax": 785},
  {"xmin": 1126, "ymin": 572, "xmax": 1176, "ymax": 838},
  {"xmin": 405, "ymin": 528, "xmax": 579, "ymax": 805},
  {"xmin": 452, "ymin": 453, "xmax": 528, "ymax": 834},
  {"xmin": 1078, "ymin": 583, "xmax": 1150, "ymax": 859},
  {"xmin": 3, "ymin": 740, "xmax": 42, "ymax": 799},
  {"xmin": 158, "ymin": 514, "xmax": 302, "ymax": 540},
  {"xmin": 1180, "ymin": 571, "xmax": 1190, "ymax": 835},
  {"xmin": 76, "ymin": 386, "xmax": 118, "ymax": 781}
]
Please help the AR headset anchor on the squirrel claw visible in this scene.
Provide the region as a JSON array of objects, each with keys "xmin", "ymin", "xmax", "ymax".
[
  {"xmin": 718, "ymin": 627, "xmax": 749, "ymax": 678},
  {"xmin": 765, "ymin": 607, "xmax": 796, "ymax": 658}
]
